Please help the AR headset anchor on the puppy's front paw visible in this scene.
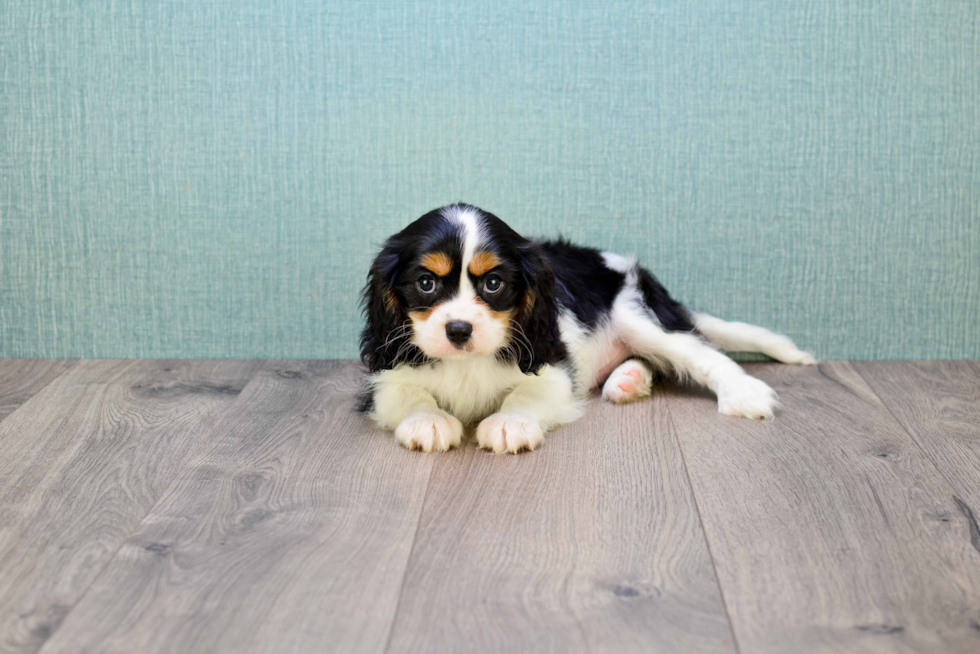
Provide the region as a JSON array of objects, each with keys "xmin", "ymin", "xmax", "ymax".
[
  {"xmin": 476, "ymin": 412, "xmax": 543, "ymax": 454},
  {"xmin": 395, "ymin": 410, "xmax": 463, "ymax": 452},
  {"xmin": 717, "ymin": 377, "xmax": 779, "ymax": 420}
]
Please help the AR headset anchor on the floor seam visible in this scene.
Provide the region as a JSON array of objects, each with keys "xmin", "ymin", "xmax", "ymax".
[
  {"xmin": 381, "ymin": 452, "xmax": 439, "ymax": 654},
  {"xmin": 661, "ymin": 385, "xmax": 744, "ymax": 654},
  {"xmin": 0, "ymin": 358, "xmax": 79, "ymax": 429},
  {"xmin": 851, "ymin": 361, "xmax": 976, "ymax": 506}
]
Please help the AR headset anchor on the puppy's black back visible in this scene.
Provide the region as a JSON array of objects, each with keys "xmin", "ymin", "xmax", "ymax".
[{"xmin": 539, "ymin": 239, "xmax": 694, "ymax": 333}]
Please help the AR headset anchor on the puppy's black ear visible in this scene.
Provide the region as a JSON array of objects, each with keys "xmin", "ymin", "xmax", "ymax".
[
  {"xmin": 360, "ymin": 244, "xmax": 405, "ymax": 372},
  {"xmin": 516, "ymin": 243, "xmax": 568, "ymax": 374}
]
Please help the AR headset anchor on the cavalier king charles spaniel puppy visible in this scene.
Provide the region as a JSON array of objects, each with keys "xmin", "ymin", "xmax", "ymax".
[{"xmin": 359, "ymin": 203, "xmax": 814, "ymax": 453}]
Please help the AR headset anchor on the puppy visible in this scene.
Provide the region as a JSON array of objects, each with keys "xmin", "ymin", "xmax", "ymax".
[{"xmin": 359, "ymin": 203, "xmax": 814, "ymax": 453}]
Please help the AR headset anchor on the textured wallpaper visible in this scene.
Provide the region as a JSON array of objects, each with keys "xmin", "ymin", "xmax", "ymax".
[{"xmin": 1, "ymin": 1, "xmax": 978, "ymax": 360}]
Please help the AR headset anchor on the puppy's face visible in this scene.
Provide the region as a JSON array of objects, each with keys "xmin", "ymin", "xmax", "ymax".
[
  {"xmin": 406, "ymin": 244, "xmax": 521, "ymax": 360},
  {"xmin": 393, "ymin": 205, "xmax": 527, "ymax": 360},
  {"xmin": 361, "ymin": 204, "xmax": 560, "ymax": 373}
]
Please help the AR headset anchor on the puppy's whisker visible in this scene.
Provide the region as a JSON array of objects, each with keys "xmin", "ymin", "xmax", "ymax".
[
  {"xmin": 507, "ymin": 334, "xmax": 531, "ymax": 366},
  {"xmin": 381, "ymin": 324, "xmax": 412, "ymax": 349},
  {"xmin": 509, "ymin": 334, "xmax": 530, "ymax": 365},
  {"xmin": 381, "ymin": 326, "xmax": 414, "ymax": 353},
  {"xmin": 381, "ymin": 333, "xmax": 409, "ymax": 351},
  {"xmin": 507, "ymin": 319, "xmax": 534, "ymax": 363},
  {"xmin": 391, "ymin": 336, "xmax": 419, "ymax": 363}
]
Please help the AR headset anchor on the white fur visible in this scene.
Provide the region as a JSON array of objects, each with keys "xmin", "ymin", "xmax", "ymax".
[
  {"xmin": 395, "ymin": 409, "xmax": 463, "ymax": 452},
  {"xmin": 559, "ymin": 313, "xmax": 631, "ymax": 392},
  {"xmin": 370, "ymin": 358, "xmax": 583, "ymax": 452},
  {"xmin": 600, "ymin": 251, "xmax": 635, "ymax": 273},
  {"xmin": 476, "ymin": 412, "xmax": 543, "ymax": 453},
  {"xmin": 609, "ymin": 289, "xmax": 780, "ymax": 419},
  {"xmin": 693, "ymin": 312, "xmax": 816, "ymax": 365},
  {"xmin": 602, "ymin": 359, "xmax": 654, "ymax": 404},
  {"xmin": 476, "ymin": 363, "xmax": 583, "ymax": 453},
  {"xmin": 371, "ymin": 357, "xmax": 533, "ymax": 427}
]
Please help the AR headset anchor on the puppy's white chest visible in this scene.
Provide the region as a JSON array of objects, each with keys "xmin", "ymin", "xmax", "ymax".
[{"xmin": 384, "ymin": 358, "xmax": 528, "ymax": 425}]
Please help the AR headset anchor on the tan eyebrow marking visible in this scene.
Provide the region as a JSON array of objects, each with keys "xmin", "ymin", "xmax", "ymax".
[
  {"xmin": 468, "ymin": 250, "xmax": 500, "ymax": 276},
  {"xmin": 420, "ymin": 252, "xmax": 453, "ymax": 277}
]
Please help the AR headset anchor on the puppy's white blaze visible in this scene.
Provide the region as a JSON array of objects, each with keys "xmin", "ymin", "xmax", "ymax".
[{"xmin": 441, "ymin": 203, "xmax": 482, "ymax": 296}]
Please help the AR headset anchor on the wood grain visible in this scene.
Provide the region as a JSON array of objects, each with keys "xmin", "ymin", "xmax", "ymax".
[
  {"xmin": 0, "ymin": 359, "xmax": 76, "ymax": 424},
  {"xmin": 39, "ymin": 361, "xmax": 434, "ymax": 654},
  {"xmin": 855, "ymin": 361, "xmax": 980, "ymax": 512},
  {"xmin": 0, "ymin": 359, "xmax": 263, "ymax": 654},
  {"xmin": 386, "ymin": 390, "xmax": 735, "ymax": 653},
  {"xmin": 665, "ymin": 361, "xmax": 980, "ymax": 654}
]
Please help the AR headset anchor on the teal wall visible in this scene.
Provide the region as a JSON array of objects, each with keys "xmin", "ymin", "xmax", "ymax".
[{"xmin": 2, "ymin": 1, "xmax": 978, "ymax": 360}]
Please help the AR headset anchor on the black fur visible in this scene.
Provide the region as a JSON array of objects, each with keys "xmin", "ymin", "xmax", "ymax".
[
  {"xmin": 539, "ymin": 239, "xmax": 627, "ymax": 329},
  {"xmin": 539, "ymin": 239, "xmax": 693, "ymax": 334},
  {"xmin": 636, "ymin": 266, "xmax": 695, "ymax": 332},
  {"xmin": 512, "ymin": 242, "xmax": 568, "ymax": 373}
]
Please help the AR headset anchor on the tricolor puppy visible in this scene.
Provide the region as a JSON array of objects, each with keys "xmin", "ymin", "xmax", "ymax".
[{"xmin": 359, "ymin": 203, "xmax": 815, "ymax": 454}]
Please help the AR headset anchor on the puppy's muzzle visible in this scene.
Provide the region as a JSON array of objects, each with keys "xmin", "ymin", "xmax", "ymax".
[{"xmin": 445, "ymin": 320, "xmax": 473, "ymax": 346}]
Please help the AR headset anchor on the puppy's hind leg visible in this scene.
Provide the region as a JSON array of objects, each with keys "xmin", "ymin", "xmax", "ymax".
[
  {"xmin": 693, "ymin": 312, "xmax": 816, "ymax": 365},
  {"xmin": 613, "ymin": 304, "xmax": 779, "ymax": 419}
]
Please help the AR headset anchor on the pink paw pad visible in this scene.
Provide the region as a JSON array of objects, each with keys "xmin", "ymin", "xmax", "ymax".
[{"xmin": 617, "ymin": 366, "xmax": 644, "ymax": 391}]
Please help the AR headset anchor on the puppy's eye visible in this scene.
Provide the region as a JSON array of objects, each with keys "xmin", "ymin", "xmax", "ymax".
[
  {"xmin": 417, "ymin": 274, "xmax": 437, "ymax": 294},
  {"xmin": 484, "ymin": 274, "xmax": 503, "ymax": 294}
]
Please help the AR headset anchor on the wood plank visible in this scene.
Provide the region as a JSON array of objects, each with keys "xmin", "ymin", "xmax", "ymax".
[
  {"xmin": 386, "ymin": 390, "xmax": 736, "ymax": 653},
  {"xmin": 855, "ymin": 361, "xmax": 980, "ymax": 511},
  {"xmin": 0, "ymin": 359, "xmax": 76, "ymax": 424},
  {"xmin": 665, "ymin": 361, "xmax": 980, "ymax": 654},
  {"xmin": 0, "ymin": 359, "xmax": 263, "ymax": 654},
  {"xmin": 39, "ymin": 361, "xmax": 434, "ymax": 654}
]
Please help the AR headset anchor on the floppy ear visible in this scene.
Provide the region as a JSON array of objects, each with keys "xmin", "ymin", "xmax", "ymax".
[
  {"xmin": 360, "ymin": 245, "xmax": 407, "ymax": 372},
  {"xmin": 515, "ymin": 243, "xmax": 568, "ymax": 374}
]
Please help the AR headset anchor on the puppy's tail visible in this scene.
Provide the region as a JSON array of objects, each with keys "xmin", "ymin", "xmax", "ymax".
[{"xmin": 692, "ymin": 312, "xmax": 816, "ymax": 365}]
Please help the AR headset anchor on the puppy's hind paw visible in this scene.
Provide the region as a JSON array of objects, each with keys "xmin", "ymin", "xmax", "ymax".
[
  {"xmin": 780, "ymin": 349, "xmax": 817, "ymax": 365},
  {"xmin": 717, "ymin": 377, "xmax": 780, "ymax": 420},
  {"xmin": 395, "ymin": 410, "xmax": 463, "ymax": 452},
  {"xmin": 476, "ymin": 412, "xmax": 544, "ymax": 454},
  {"xmin": 768, "ymin": 337, "xmax": 817, "ymax": 365},
  {"xmin": 796, "ymin": 352, "xmax": 817, "ymax": 365},
  {"xmin": 602, "ymin": 359, "xmax": 653, "ymax": 404}
]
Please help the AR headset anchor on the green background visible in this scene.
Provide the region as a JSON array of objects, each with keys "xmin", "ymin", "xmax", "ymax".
[{"xmin": 2, "ymin": 1, "xmax": 978, "ymax": 360}]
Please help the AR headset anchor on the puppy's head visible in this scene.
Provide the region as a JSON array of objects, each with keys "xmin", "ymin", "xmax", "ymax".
[{"xmin": 360, "ymin": 204, "xmax": 565, "ymax": 373}]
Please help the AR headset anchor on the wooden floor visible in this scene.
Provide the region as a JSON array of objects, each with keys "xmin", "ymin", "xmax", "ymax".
[{"xmin": 0, "ymin": 360, "xmax": 978, "ymax": 654}]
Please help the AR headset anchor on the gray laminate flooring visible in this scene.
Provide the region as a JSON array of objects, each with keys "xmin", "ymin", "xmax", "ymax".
[{"xmin": 0, "ymin": 359, "xmax": 977, "ymax": 654}]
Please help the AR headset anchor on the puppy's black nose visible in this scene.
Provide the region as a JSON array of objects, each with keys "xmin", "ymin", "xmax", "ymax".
[{"xmin": 445, "ymin": 321, "xmax": 473, "ymax": 345}]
